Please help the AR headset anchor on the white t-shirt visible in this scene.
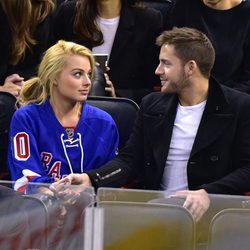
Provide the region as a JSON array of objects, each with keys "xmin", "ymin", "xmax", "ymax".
[
  {"xmin": 161, "ymin": 100, "xmax": 207, "ymax": 192},
  {"xmin": 92, "ymin": 16, "xmax": 120, "ymax": 61}
]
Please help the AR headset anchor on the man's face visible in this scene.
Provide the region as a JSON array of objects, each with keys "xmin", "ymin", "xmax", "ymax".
[{"xmin": 155, "ymin": 44, "xmax": 190, "ymax": 94}]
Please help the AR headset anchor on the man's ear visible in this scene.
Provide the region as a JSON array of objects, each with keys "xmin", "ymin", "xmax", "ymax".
[{"xmin": 185, "ymin": 60, "xmax": 197, "ymax": 76}]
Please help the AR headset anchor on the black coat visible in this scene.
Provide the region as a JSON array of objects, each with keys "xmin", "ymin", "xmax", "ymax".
[{"xmin": 88, "ymin": 79, "xmax": 250, "ymax": 195}]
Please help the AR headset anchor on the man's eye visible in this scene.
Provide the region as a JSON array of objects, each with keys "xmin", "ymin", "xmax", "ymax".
[{"xmin": 163, "ymin": 61, "xmax": 171, "ymax": 66}]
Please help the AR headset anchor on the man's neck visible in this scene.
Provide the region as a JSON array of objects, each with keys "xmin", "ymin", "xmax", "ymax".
[
  {"xmin": 202, "ymin": 0, "xmax": 242, "ymax": 10},
  {"xmin": 178, "ymin": 79, "xmax": 209, "ymax": 106}
]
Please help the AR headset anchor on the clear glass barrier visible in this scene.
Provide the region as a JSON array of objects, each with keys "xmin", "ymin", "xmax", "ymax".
[
  {"xmin": 2, "ymin": 182, "xmax": 250, "ymax": 250},
  {"xmin": 0, "ymin": 180, "xmax": 95, "ymax": 250},
  {"xmin": 97, "ymin": 187, "xmax": 175, "ymax": 203},
  {"xmin": 96, "ymin": 188, "xmax": 250, "ymax": 250}
]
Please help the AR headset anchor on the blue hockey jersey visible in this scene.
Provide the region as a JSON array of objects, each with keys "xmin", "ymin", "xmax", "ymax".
[{"xmin": 8, "ymin": 100, "xmax": 119, "ymax": 192}]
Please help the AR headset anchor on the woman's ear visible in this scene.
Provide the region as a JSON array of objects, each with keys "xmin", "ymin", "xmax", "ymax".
[{"xmin": 52, "ymin": 77, "xmax": 58, "ymax": 86}]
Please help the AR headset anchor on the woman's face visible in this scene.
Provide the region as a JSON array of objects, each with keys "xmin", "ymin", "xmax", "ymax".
[{"xmin": 54, "ymin": 55, "xmax": 92, "ymax": 104}]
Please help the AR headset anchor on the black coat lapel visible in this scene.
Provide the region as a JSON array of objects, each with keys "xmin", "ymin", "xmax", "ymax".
[
  {"xmin": 144, "ymin": 95, "xmax": 178, "ymax": 168},
  {"xmin": 190, "ymin": 79, "xmax": 234, "ymax": 157}
]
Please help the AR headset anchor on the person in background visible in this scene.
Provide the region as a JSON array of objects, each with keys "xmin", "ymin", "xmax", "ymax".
[
  {"xmin": 0, "ymin": 0, "xmax": 59, "ymax": 97},
  {"xmin": 54, "ymin": 27, "xmax": 250, "ymax": 223},
  {"xmin": 0, "ymin": 0, "xmax": 66, "ymax": 181},
  {"xmin": 52, "ymin": 0, "xmax": 163, "ymax": 104},
  {"xmin": 166, "ymin": 0, "xmax": 250, "ymax": 93},
  {"xmin": 8, "ymin": 40, "xmax": 119, "ymax": 193}
]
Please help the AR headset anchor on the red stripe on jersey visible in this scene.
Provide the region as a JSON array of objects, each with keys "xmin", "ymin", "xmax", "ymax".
[{"xmin": 17, "ymin": 185, "xmax": 27, "ymax": 193}]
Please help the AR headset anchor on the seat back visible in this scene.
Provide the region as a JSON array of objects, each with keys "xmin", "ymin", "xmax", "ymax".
[
  {"xmin": 0, "ymin": 92, "xmax": 16, "ymax": 180},
  {"xmin": 98, "ymin": 201, "xmax": 195, "ymax": 250},
  {"xmin": 208, "ymin": 208, "xmax": 250, "ymax": 250},
  {"xmin": 87, "ymin": 96, "xmax": 139, "ymax": 149}
]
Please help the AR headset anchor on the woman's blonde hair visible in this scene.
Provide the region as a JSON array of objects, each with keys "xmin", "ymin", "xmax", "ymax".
[
  {"xmin": 19, "ymin": 40, "xmax": 95, "ymax": 106},
  {"xmin": 0, "ymin": 0, "xmax": 55, "ymax": 65}
]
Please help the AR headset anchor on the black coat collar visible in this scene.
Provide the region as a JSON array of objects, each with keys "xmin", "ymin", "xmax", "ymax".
[{"xmin": 144, "ymin": 78, "xmax": 234, "ymax": 166}]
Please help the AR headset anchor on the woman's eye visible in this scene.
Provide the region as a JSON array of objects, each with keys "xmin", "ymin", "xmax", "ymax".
[{"xmin": 74, "ymin": 72, "xmax": 82, "ymax": 78}]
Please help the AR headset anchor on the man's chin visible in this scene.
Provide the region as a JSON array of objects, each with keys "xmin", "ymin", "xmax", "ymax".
[{"xmin": 161, "ymin": 86, "xmax": 173, "ymax": 94}]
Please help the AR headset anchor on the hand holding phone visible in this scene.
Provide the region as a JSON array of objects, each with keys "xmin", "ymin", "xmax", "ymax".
[{"xmin": 93, "ymin": 54, "xmax": 108, "ymax": 72}]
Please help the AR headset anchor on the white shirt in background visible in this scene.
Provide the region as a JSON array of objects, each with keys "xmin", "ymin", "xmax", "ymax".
[{"xmin": 92, "ymin": 16, "xmax": 120, "ymax": 61}]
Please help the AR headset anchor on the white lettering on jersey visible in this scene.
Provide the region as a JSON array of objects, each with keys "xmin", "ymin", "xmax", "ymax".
[{"xmin": 14, "ymin": 132, "xmax": 30, "ymax": 161}]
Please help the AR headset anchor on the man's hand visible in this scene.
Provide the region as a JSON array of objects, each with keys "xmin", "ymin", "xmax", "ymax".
[
  {"xmin": 50, "ymin": 173, "xmax": 92, "ymax": 192},
  {"xmin": 0, "ymin": 74, "xmax": 24, "ymax": 97},
  {"xmin": 174, "ymin": 189, "xmax": 210, "ymax": 222}
]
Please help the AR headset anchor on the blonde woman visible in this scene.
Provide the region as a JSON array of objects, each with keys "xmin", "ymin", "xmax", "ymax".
[{"xmin": 8, "ymin": 40, "xmax": 119, "ymax": 193}]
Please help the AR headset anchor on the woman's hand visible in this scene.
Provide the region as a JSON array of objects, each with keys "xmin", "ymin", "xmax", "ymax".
[
  {"xmin": 104, "ymin": 67, "xmax": 116, "ymax": 97},
  {"xmin": 0, "ymin": 74, "xmax": 24, "ymax": 97}
]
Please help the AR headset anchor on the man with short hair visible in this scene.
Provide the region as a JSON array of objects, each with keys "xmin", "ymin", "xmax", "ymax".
[{"xmin": 53, "ymin": 27, "xmax": 250, "ymax": 222}]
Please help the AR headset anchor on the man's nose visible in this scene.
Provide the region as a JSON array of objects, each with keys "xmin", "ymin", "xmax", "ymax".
[{"xmin": 155, "ymin": 63, "xmax": 162, "ymax": 76}]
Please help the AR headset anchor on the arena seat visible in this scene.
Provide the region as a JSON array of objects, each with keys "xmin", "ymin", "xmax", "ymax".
[{"xmin": 87, "ymin": 96, "xmax": 139, "ymax": 149}]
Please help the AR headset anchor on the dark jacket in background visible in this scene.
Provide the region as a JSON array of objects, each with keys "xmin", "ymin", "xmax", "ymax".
[
  {"xmin": 0, "ymin": 2, "xmax": 60, "ymax": 84},
  {"xmin": 166, "ymin": 0, "xmax": 250, "ymax": 94}
]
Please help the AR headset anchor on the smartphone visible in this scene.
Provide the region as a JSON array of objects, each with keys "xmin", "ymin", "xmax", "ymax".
[{"xmin": 93, "ymin": 54, "xmax": 109, "ymax": 72}]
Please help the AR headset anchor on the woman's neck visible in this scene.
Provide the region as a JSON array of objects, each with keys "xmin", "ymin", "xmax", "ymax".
[
  {"xmin": 97, "ymin": 0, "xmax": 122, "ymax": 19},
  {"xmin": 49, "ymin": 97, "xmax": 81, "ymax": 127},
  {"xmin": 202, "ymin": 0, "xmax": 242, "ymax": 10}
]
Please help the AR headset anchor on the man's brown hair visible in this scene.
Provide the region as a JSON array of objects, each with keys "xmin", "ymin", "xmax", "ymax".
[{"xmin": 156, "ymin": 27, "xmax": 215, "ymax": 78}]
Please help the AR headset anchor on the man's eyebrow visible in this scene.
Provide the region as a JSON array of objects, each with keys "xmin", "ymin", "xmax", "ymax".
[{"xmin": 160, "ymin": 59, "xmax": 170, "ymax": 63}]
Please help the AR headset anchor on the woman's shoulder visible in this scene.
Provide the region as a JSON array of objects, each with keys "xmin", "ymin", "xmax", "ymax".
[
  {"xmin": 83, "ymin": 103, "xmax": 114, "ymax": 123},
  {"xmin": 13, "ymin": 102, "xmax": 46, "ymax": 120}
]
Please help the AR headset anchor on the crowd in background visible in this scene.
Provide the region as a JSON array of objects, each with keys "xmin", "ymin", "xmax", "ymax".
[{"xmin": 1, "ymin": 0, "xmax": 250, "ymax": 249}]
